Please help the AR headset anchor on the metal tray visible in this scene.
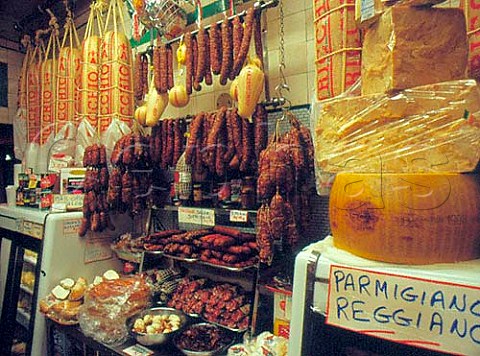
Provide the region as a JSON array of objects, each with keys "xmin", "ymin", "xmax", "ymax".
[
  {"xmin": 197, "ymin": 260, "xmax": 258, "ymax": 272},
  {"xmin": 163, "ymin": 253, "xmax": 198, "ymax": 263}
]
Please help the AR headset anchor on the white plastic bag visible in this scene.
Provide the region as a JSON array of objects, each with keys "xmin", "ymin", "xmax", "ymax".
[
  {"xmin": 75, "ymin": 119, "xmax": 98, "ymax": 166},
  {"xmin": 102, "ymin": 118, "xmax": 132, "ymax": 166},
  {"xmin": 13, "ymin": 109, "xmax": 27, "ymax": 161}
]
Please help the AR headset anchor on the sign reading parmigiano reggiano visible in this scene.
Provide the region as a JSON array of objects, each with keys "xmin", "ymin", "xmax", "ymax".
[{"xmin": 326, "ymin": 265, "xmax": 480, "ymax": 355}]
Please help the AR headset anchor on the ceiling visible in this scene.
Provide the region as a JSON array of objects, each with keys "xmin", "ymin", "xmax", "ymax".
[{"xmin": 0, "ymin": 0, "xmax": 90, "ymax": 48}]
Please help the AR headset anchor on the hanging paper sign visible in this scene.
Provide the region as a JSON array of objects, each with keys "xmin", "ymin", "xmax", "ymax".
[
  {"xmin": 178, "ymin": 207, "xmax": 215, "ymax": 226},
  {"xmin": 326, "ymin": 264, "xmax": 480, "ymax": 356}
]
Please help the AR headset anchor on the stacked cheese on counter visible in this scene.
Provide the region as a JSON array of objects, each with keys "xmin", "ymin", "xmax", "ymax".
[
  {"xmin": 361, "ymin": 6, "xmax": 467, "ymax": 95},
  {"xmin": 314, "ymin": 1, "xmax": 480, "ymax": 265}
]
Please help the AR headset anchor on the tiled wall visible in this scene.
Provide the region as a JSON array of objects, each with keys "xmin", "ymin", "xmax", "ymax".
[
  {"xmin": 0, "ymin": 41, "xmax": 24, "ymax": 125},
  {"xmin": 161, "ymin": 0, "xmax": 316, "ymax": 118}
]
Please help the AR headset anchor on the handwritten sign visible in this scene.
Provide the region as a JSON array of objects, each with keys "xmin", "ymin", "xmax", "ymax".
[
  {"xmin": 326, "ymin": 265, "xmax": 480, "ymax": 356},
  {"xmin": 178, "ymin": 207, "xmax": 215, "ymax": 227},
  {"xmin": 84, "ymin": 238, "xmax": 112, "ymax": 264},
  {"xmin": 53, "ymin": 194, "xmax": 84, "ymax": 210},
  {"xmin": 230, "ymin": 210, "xmax": 248, "ymax": 223},
  {"xmin": 63, "ymin": 218, "xmax": 81, "ymax": 237}
]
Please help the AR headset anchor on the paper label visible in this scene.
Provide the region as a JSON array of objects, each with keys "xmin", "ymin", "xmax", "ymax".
[
  {"xmin": 360, "ymin": 0, "xmax": 375, "ymax": 22},
  {"xmin": 63, "ymin": 218, "xmax": 82, "ymax": 237},
  {"xmin": 22, "ymin": 220, "xmax": 43, "ymax": 239},
  {"xmin": 229, "ymin": 210, "xmax": 248, "ymax": 223},
  {"xmin": 178, "ymin": 207, "xmax": 215, "ymax": 226},
  {"xmin": 84, "ymin": 238, "xmax": 113, "ymax": 263},
  {"xmin": 122, "ymin": 344, "xmax": 154, "ymax": 356},
  {"xmin": 326, "ymin": 264, "xmax": 480, "ymax": 356}
]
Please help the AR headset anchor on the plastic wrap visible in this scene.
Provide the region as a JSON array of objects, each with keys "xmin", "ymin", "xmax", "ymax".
[
  {"xmin": 78, "ymin": 276, "xmax": 152, "ymax": 345},
  {"xmin": 13, "ymin": 109, "xmax": 27, "ymax": 161},
  {"xmin": 361, "ymin": 5, "xmax": 467, "ymax": 96},
  {"xmin": 313, "ymin": 79, "xmax": 480, "ymax": 174},
  {"xmin": 75, "ymin": 119, "xmax": 98, "ymax": 166},
  {"xmin": 48, "ymin": 122, "xmax": 77, "ymax": 172},
  {"xmin": 102, "ymin": 118, "xmax": 132, "ymax": 166},
  {"xmin": 227, "ymin": 332, "xmax": 288, "ymax": 356}
]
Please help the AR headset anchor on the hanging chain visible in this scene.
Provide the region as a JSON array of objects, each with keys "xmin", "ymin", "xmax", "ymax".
[{"xmin": 275, "ymin": 0, "xmax": 289, "ymax": 104}]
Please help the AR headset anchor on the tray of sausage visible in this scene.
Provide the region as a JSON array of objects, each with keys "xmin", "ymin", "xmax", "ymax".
[
  {"xmin": 167, "ymin": 277, "xmax": 251, "ymax": 332},
  {"xmin": 143, "ymin": 226, "xmax": 259, "ymax": 269}
]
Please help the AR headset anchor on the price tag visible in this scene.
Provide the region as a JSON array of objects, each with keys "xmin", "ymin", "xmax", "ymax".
[
  {"xmin": 178, "ymin": 207, "xmax": 215, "ymax": 226},
  {"xmin": 63, "ymin": 219, "xmax": 81, "ymax": 237},
  {"xmin": 122, "ymin": 344, "xmax": 154, "ymax": 356},
  {"xmin": 230, "ymin": 210, "xmax": 248, "ymax": 223},
  {"xmin": 22, "ymin": 220, "xmax": 43, "ymax": 240}
]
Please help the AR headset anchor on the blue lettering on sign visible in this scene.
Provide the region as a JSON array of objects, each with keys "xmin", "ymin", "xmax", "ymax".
[
  {"xmin": 352, "ymin": 300, "xmax": 369, "ymax": 322},
  {"xmin": 449, "ymin": 294, "xmax": 466, "ymax": 312},
  {"xmin": 334, "ymin": 270, "xmax": 345, "ymax": 293},
  {"xmin": 470, "ymin": 324, "xmax": 480, "ymax": 345},
  {"xmin": 358, "ymin": 275, "xmax": 371, "ymax": 296},
  {"xmin": 373, "ymin": 306, "xmax": 390, "ymax": 324},
  {"xmin": 336, "ymin": 296, "xmax": 349, "ymax": 320},
  {"xmin": 430, "ymin": 290, "xmax": 446, "ymax": 309},
  {"xmin": 430, "ymin": 312, "xmax": 444, "ymax": 335},
  {"xmin": 375, "ymin": 280, "xmax": 388, "ymax": 299},
  {"xmin": 450, "ymin": 319, "xmax": 467, "ymax": 339},
  {"xmin": 345, "ymin": 273, "xmax": 355, "ymax": 291},
  {"xmin": 392, "ymin": 309, "xmax": 412, "ymax": 327},
  {"xmin": 401, "ymin": 287, "xmax": 418, "ymax": 303},
  {"xmin": 470, "ymin": 300, "xmax": 480, "ymax": 317}
]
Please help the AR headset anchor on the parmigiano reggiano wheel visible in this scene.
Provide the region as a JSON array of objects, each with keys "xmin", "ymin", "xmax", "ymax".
[{"xmin": 329, "ymin": 172, "xmax": 480, "ymax": 264}]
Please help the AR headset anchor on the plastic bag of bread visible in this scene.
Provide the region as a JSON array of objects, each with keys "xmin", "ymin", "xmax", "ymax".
[
  {"xmin": 78, "ymin": 275, "xmax": 152, "ymax": 345},
  {"xmin": 39, "ymin": 277, "xmax": 88, "ymax": 325}
]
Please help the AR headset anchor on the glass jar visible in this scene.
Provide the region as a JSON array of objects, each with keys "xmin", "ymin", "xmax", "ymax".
[
  {"xmin": 241, "ymin": 176, "xmax": 256, "ymax": 210},
  {"xmin": 193, "ymin": 184, "xmax": 203, "ymax": 206}
]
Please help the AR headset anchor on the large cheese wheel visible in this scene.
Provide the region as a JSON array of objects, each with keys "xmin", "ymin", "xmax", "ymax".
[{"xmin": 329, "ymin": 172, "xmax": 480, "ymax": 264}]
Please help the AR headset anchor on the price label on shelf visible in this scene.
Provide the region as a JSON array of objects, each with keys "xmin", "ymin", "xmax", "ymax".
[
  {"xmin": 178, "ymin": 207, "xmax": 215, "ymax": 226},
  {"xmin": 230, "ymin": 210, "xmax": 248, "ymax": 223}
]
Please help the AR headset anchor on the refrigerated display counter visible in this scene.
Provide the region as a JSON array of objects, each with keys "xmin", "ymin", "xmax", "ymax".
[
  {"xmin": 289, "ymin": 237, "xmax": 480, "ymax": 356},
  {"xmin": 0, "ymin": 205, "xmax": 127, "ymax": 355}
]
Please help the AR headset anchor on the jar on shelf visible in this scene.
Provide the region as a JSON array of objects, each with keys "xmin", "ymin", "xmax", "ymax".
[
  {"xmin": 241, "ymin": 176, "xmax": 256, "ymax": 210},
  {"xmin": 193, "ymin": 184, "xmax": 203, "ymax": 206},
  {"xmin": 174, "ymin": 153, "xmax": 192, "ymax": 205}
]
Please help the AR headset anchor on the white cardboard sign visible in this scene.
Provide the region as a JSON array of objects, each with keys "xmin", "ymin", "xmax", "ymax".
[{"xmin": 326, "ymin": 264, "xmax": 480, "ymax": 355}]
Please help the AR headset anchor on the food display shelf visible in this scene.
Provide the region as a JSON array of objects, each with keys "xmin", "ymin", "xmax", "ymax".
[
  {"xmin": 24, "ymin": 255, "xmax": 37, "ymax": 266},
  {"xmin": 16, "ymin": 308, "xmax": 30, "ymax": 329},
  {"xmin": 197, "ymin": 260, "xmax": 258, "ymax": 272},
  {"xmin": 20, "ymin": 284, "xmax": 34, "ymax": 295}
]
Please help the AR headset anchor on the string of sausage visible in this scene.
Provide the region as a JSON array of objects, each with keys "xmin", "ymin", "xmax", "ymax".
[
  {"xmin": 209, "ymin": 23, "xmax": 222, "ymax": 75},
  {"xmin": 167, "ymin": 44, "xmax": 174, "ymax": 90},
  {"xmin": 232, "ymin": 7, "xmax": 255, "ymax": 77},
  {"xmin": 219, "ymin": 18, "xmax": 233, "ymax": 85},
  {"xmin": 185, "ymin": 32, "xmax": 193, "ymax": 95},
  {"xmin": 253, "ymin": 7, "xmax": 263, "ymax": 65},
  {"xmin": 195, "ymin": 26, "xmax": 207, "ymax": 85},
  {"xmin": 230, "ymin": 16, "xmax": 244, "ymax": 80}
]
